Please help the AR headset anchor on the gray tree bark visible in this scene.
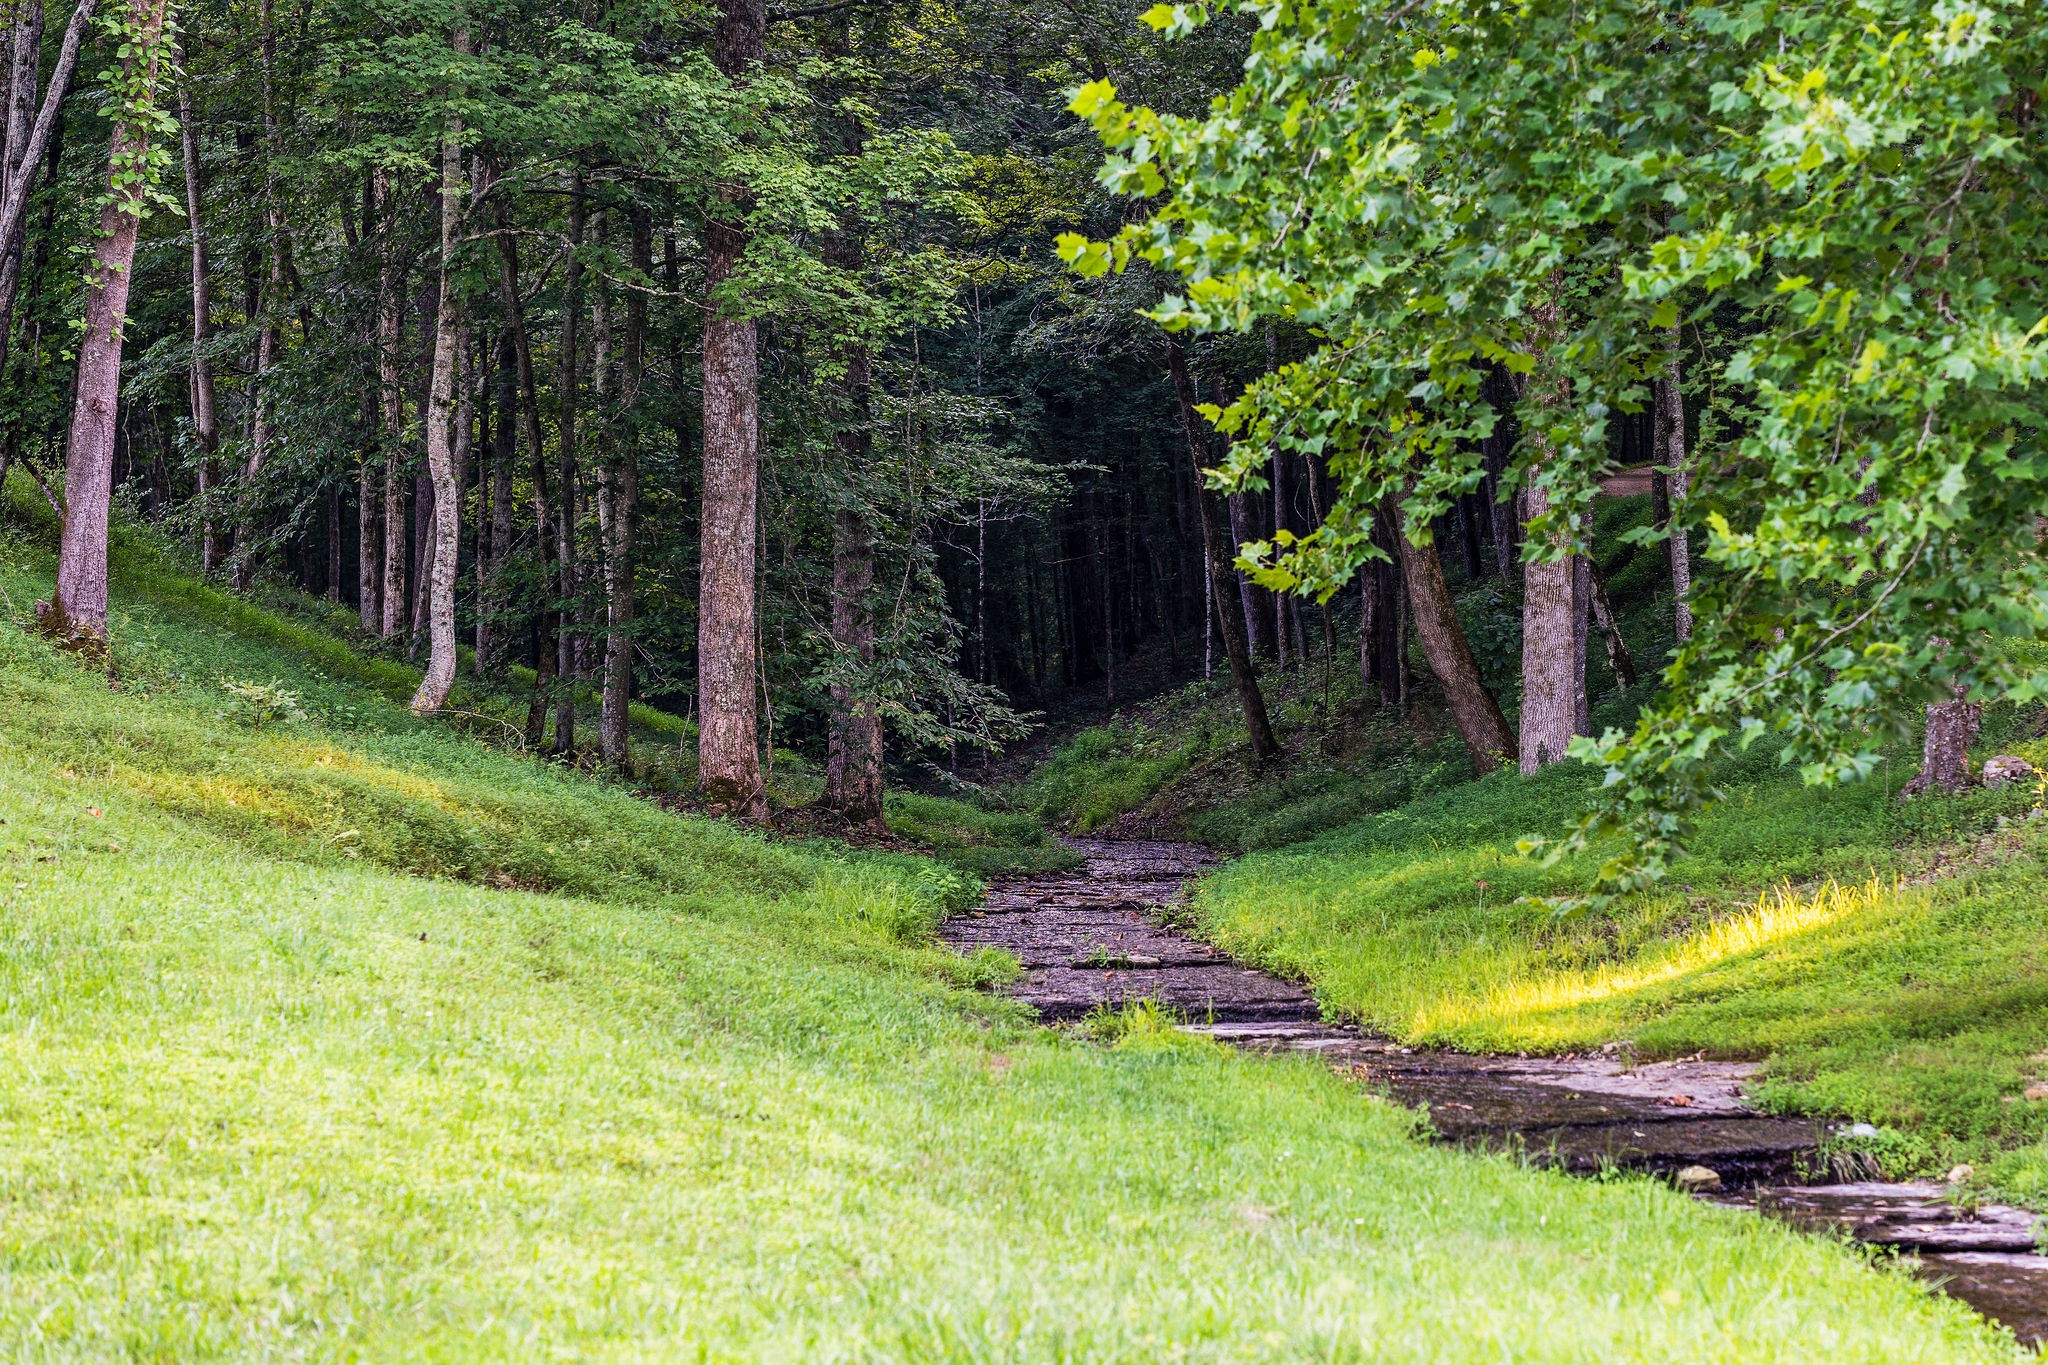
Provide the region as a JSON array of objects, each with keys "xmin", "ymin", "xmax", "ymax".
[{"xmin": 411, "ymin": 54, "xmax": 467, "ymax": 715}]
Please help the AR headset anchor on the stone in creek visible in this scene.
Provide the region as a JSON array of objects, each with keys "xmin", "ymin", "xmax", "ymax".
[{"xmin": 1676, "ymin": 1166, "xmax": 1723, "ymax": 1193}]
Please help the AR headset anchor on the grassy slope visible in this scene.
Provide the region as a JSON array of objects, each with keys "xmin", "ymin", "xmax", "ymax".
[
  {"xmin": 0, "ymin": 494, "xmax": 2023, "ymax": 1357},
  {"xmin": 1191, "ymin": 743, "xmax": 2048, "ymax": 1188}
]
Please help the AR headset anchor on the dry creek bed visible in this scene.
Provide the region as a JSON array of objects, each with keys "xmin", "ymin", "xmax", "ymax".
[{"xmin": 939, "ymin": 838, "xmax": 2048, "ymax": 1346}]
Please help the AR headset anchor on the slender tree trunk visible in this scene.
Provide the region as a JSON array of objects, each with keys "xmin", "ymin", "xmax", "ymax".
[
  {"xmin": 1587, "ymin": 556, "xmax": 1636, "ymax": 690},
  {"xmin": 225, "ymin": 0, "xmax": 285, "ymax": 592},
  {"xmin": 1383, "ymin": 499, "xmax": 1513, "ymax": 773},
  {"xmin": 36, "ymin": 0, "xmax": 169, "ymax": 651},
  {"xmin": 696, "ymin": 0, "xmax": 768, "ymax": 816},
  {"xmin": 597, "ymin": 212, "xmax": 645, "ymax": 767},
  {"xmin": 1654, "ymin": 326, "xmax": 1694, "ymax": 642},
  {"xmin": 325, "ymin": 486, "xmax": 341, "ymax": 600},
  {"xmin": 552, "ymin": 171, "xmax": 585, "ymax": 756},
  {"xmin": 411, "ymin": 45, "xmax": 467, "ymax": 714},
  {"xmin": 819, "ymin": 225, "xmax": 884, "ymax": 826},
  {"xmin": 176, "ymin": 65, "xmax": 222, "ymax": 574},
  {"xmin": 491, "ymin": 202, "xmax": 556, "ymax": 747},
  {"xmin": 1168, "ymin": 340, "xmax": 1277, "ymax": 761},
  {"xmin": 375, "ymin": 169, "xmax": 407, "ymax": 637},
  {"xmin": 476, "ymin": 325, "xmax": 514, "ymax": 672}
]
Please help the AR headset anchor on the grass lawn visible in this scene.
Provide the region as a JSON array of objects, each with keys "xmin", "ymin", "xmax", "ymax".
[{"xmin": 0, "ymin": 488, "xmax": 2026, "ymax": 1358}]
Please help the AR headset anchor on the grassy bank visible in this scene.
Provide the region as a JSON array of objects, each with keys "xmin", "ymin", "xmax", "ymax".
[
  {"xmin": 1183, "ymin": 727, "xmax": 2048, "ymax": 1195},
  {"xmin": 0, "ymin": 486, "xmax": 2025, "ymax": 1356}
]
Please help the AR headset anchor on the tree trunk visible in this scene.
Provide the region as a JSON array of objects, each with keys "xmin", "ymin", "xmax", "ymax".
[
  {"xmin": 1388, "ymin": 496, "xmax": 1515, "ymax": 775},
  {"xmin": 411, "ymin": 47, "xmax": 466, "ymax": 715},
  {"xmin": 1519, "ymin": 473, "xmax": 1587, "ymax": 771},
  {"xmin": 1654, "ymin": 327, "xmax": 1694, "ymax": 642},
  {"xmin": 226, "ymin": 0, "xmax": 285, "ymax": 592},
  {"xmin": 552, "ymin": 170, "xmax": 585, "ymax": 756},
  {"xmin": 696, "ymin": 0, "xmax": 768, "ymax": 816},
  {"xmin": 176, "ymin": 63, "xmax": 221, "ymax": 575},
  {"xmin": 1168, "ymin": 340, "xmax": 1277, "ymax": 762},
  {"xmin": 491, "ymin": 199, "xmax": 555, "ymax": 747},
  {"xmin": 476, "ymin": 325, "xmax": 515, "ymax": 672},
  {"xmin": 36, "ymin": 0, "xmax": 169, "ymax": 652},
  {"xmin": 375, "ymin": 169, "xmax": 407, "ymax": 638},
  {"xmin": 1902, "ymin": 699, "xmax": 1982, "ymax": 797},
  {"xmin": 820, "ymin": 226, "xmax": 884, "ymax": 828},
  {"xmin": 1587, "ymin": 555, "xmax": 1636, "ymax": 690}
]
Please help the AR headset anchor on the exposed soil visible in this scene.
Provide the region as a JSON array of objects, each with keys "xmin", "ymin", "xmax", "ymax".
[{"xmin": 940, "ymin": 838, "xmax": 2048, "ymax": 1347}]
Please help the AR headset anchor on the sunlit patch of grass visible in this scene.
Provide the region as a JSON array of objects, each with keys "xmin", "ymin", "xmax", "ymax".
[{"xmin": 1421, "ymin": 878, "xmax": 1901, "ymax": 1043}]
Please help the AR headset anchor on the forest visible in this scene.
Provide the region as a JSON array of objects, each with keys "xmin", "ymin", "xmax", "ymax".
[{"xmin": 5, "ymin": 0, "xmax": 2048, "ymax": 1353}]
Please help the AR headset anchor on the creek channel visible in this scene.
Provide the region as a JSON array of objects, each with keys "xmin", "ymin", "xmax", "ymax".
[{"xmin": 939, "ymin": 838, "xmax": 2048, "ymax": 1346}]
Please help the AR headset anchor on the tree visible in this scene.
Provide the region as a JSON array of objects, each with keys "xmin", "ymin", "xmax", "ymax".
[
  {"xmin": 1065, "ymin": 0, "xmax": 2048, "ymax": 897},
  {"xmin": 696, "ymin": 0, "xmax": 767, "ymax": 817},
  {"xmin": 37, "ymin": 0, "xmax": 174, "ymax": 651},
  {"xmin": 410, "ymin": 21, "xmax": 469, "ymax": 715}
]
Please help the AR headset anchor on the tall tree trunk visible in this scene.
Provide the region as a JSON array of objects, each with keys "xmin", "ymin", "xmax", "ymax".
[
  {"xmin": 696, "ymin": 0, "xmax": 768, "ymax": 816},
  {"xmin": 1515, "ymin": 291, "xmax": 1587, "ymax": 773},
  {"xmin": 1168, "ymin": 340, "xmax": 1277, "ymax": 762},
  {"xmin": 176, "ymin": 63, "xmax": 222, "ymax": 574},
  {"xmin": 1519, "ymin": 473, "xmax": 1587, "ymax": 771},
  {"xmin": 376, "ymin": 168, "xmax": 407, "ymax": 638},
  {"xmin": 36, "ymin": 0, "xmax": 169, "ymax": 651},
  {"xmin": 226, "ymin": 0, "xmax": 284, "ymax": 591},
  {"xmin": 552, "ymin": 171, "xmax": 585, "ymax": 756},
  {"xmin": 476, "ymin": 325, "xmax": 514, "ymax": 672},
  {"xmin": 597, "ymin": 207, "xmax": 647, "ymax": 769},
  {"xmin": 821, "ymin": 255, "xmax": 884, "ymax": 826},
  {"xmin": 1388, "ymin": 497, "xmax": 1515, "ymax": 775},
  {"xmin": 1654, "ymin": 326, "xmax": 1694, "ymax": 642},
  {"xmin": 411, "ymin": 44, "xmax": 467, "ymax": 715},
  {"xmin": 491, "ymin": 201, "xmax": 556, "ymax": 747}
]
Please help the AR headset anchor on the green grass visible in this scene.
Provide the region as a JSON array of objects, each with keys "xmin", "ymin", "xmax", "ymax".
[
  {"xmin": 1190, "ymin": 730, "xmax": 2048, "ymax": 1193},
  {"xmin": 0, "ymin": 481, "xmax": 2027, "ymax": 1357}
]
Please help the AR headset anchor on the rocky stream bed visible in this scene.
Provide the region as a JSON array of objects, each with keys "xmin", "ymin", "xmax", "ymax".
[{"xmin": 939, "ymin": 838, "xmax": 2048, "ymax": 1346}]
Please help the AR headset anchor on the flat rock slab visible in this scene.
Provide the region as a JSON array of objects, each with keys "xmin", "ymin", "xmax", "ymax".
[
  {"xmin": 1757, "ymin": 1183, "xmax": 2046, "ymax": 1253},
  {"xmin": 1914, "ymin": 1253, "xmax": 2048, "ymax": 1347},
  {"xmin": 941, "ymin": 838, "xmax": 2043, "ymax": 1344},
  {"xmin": 942, "ymin": 840, "xmax": 1321, "ymax": 1022}
]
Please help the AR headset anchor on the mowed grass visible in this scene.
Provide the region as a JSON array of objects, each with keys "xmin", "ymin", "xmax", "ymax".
[
  {"xmin": 0, "ymin": 498, "xmax": 2023, "ymax": 1357},
  {"xmin": 1192, "ymin": 735, "xmax": 2048, "ymax": 1191}
]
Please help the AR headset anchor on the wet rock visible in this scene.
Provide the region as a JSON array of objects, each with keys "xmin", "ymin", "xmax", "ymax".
[
  {"xmin": 1980, "ymin": 755, "xmax": 2036, "ymax": 787},
  {"xmin": 1843, "ymin": 1122, "xmax": 1882, "ymax": 1138},
  {"xmin": 1676, "ymin": 1165, "xmax": 1722, "ymax": 1193},
  {"xmin": 1946, "ymin": 1164, "xmax": 1975, "ymax": 1185}
]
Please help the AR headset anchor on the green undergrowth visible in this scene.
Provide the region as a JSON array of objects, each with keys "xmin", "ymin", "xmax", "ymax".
[{"xmin": 0, "ymin": 487, "xmax": 2024, "ymax": 1356}]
